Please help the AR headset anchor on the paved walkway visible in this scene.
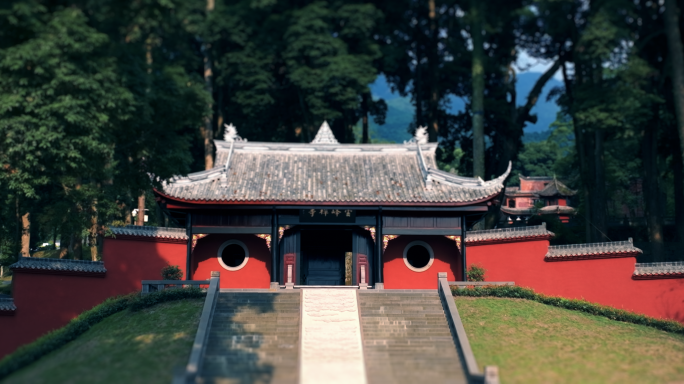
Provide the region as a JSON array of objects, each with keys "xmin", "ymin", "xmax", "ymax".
[
  {"xmin": 300, "ymin": 289, "xmax": 366, "ymax": 384},
  {"xmin": 197, "ymin": 289, "xmax": 465, "ymax": 384}
]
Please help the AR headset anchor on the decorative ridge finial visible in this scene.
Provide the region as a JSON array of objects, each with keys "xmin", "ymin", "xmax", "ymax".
[
  {"xmin": 404, "ymin": 126, "xmax": 428, "ymax": 145},
  {"xmin": 311, "ymin": 121, "xmax": 339, "ymax": 144},
  {"xmin": 223, "ymin": 123, "xmax": 246, "ymax": 142}
]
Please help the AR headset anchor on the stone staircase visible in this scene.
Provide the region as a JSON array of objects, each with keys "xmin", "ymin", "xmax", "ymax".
[
  {"xmin": 358, "ymin": 291, "xmax": 467, "ymax": 384},
  {"xmin": 199, "ymin": 291, "xmax": 301, "ymax": 384}
]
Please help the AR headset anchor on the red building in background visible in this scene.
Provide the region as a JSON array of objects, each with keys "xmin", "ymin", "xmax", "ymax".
[{"xmin": 502, "ymin": 175, "xmax": 576, "ymax": 223}]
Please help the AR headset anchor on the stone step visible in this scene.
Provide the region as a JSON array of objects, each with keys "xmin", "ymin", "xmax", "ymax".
[
  {"xmin": 199, "ymin": 292, "xmax": 302, "ymax": 384},
  {"xmin": 358, "ymin": 291, "xmax": 466, "ymax": 384}
]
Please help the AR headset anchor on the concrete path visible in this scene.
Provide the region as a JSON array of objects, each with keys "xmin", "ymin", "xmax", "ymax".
[{"xmin": 300, "ymin": 289, "xmax": 366, "ymax": 384}]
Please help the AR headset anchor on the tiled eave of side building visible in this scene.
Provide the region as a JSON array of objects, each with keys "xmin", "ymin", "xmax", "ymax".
[
  {"xmin": 501, "ymin": 205, "xmax": 576, "ymax": 216},
  {"xmin": 0, "ymin": 298, "xmax": 16, "ymax": 315},
  {"xmin": 108, "ymin": 225, "xmax": 188, "ymax": 243},
  {"xmin": 545, "ymin": 238, "xmax": 642, "ymax": 261},
  {"xmin": 466, "ymin": 223, "xmax": 555, "ymax": 245},
  {"xmin": 10, "ymin": 257, "xmax": 106, "ymax": 277},
  {"xmin": 156, "ymin": 125, "xmax": 511, "ymax": 208},
  {"xmin": 633, "ymin": 262, "xmax": 684, "ymax": 279}
]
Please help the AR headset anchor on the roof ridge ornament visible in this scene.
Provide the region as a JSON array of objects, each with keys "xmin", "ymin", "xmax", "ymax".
[
  {"xmin": 224, "ymin": 123, "xmax": 246, "ymax": 142},
  {"xmin": 404, "ymin": 126, "xmax": 429, "ymax": 145},
  {"xmin": 310, "ymin": 121, "xmax": 339, "ymax": 144}
]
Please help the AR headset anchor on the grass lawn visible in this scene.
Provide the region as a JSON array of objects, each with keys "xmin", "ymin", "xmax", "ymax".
[
  {"xmin": 456, "ymin": 297, "xmax": 684, "ymax": 384},
  {"xmin": 4, "ymin": 298, "xmax": 203, "ymax": 384}
]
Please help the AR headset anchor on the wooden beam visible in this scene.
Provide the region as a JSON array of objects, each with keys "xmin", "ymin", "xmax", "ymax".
[
  {"xmin": 191, "ymin": 226, "xmax": 271, "ymax": 234},
  {"xmin": 382, "ymin": 228, "xmax": 462, "ymax": 235}
]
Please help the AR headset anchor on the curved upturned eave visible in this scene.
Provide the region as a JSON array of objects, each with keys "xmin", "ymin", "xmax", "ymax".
[{"xmin": 153, "ymin": 187, "xmax": 503, "ymax": 208}]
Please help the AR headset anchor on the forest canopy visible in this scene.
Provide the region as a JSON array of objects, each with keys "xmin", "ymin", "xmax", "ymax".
[{"xmin": 1, "ymin": 0, "xmax": 683, "ymax": 265}]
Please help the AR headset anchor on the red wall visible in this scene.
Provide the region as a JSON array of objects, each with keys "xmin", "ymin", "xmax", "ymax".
[
  {"xmin": 191, "ymin": 234, "xmax": 271, "ymax": 289},
  {"xmin": 467, "ymin": 240, "xmax": 684, "ymax": 323},
  {"xmin": 383, "ymin": 235, "xmax": 461, "ymax": 289},
  {"xmin": 0, "ymin": 237, "xmax": 187, "ymax": 358}
]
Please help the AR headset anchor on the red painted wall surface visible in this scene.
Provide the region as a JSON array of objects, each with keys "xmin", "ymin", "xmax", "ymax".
[
  {"xmin": 467, "ymin": 240, "xmax": 684, "ymax": 323},
  {"xmin": 383, "ymin": 235, "xmax": 461, "ymax": 289},
  {"xmin": 191, "ymin": 234, "xmax": 271, "ymax": 289},
  {"xmin": 0, "ymin": 237, "xmax": 186, "ymax": 358},
  {"xmin": 521, "ymin": 179, "xmax": 548, "ymax": 191}
]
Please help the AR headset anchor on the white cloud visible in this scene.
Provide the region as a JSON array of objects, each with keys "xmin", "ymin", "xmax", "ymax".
[{"xmin": 516, "ymin": 49, "xmax": 564, "ymax": 81}]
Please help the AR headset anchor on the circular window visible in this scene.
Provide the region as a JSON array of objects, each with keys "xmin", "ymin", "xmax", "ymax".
[
  {"xmin": 217, "ymin": 240, "xmax": 249, "ymax": 271},
  {"xmin": 403, "ymin": 241, "xmax": 434, "ymax": 272}
]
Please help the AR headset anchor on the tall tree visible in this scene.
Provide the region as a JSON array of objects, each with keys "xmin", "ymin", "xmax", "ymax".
[
  {"xmin": 470, "ymin": 0, "xmax": 485, "ymax": 178},
  {"xmin": 664, "ymin": 0, "xmax": 684, "ymax": 174}
]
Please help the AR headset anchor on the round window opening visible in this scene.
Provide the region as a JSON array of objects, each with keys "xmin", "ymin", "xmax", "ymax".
[
  {"xmin": 403, "ymin": 241, "xmax": 434, "ymax": 272},
  {"xmin": 217, "ymin": 240, "xmax": 249, "ymax": 271}
]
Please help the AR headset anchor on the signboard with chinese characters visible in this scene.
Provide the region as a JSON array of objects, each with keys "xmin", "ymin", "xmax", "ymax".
[{"xmin": 299, "ymin": 208, "xmax": 356, "ymax": 223}]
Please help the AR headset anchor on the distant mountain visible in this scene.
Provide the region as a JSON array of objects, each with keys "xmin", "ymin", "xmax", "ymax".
[{"xmin": 366, "ymin": 72, "xmax": 562, "ymax": 143}]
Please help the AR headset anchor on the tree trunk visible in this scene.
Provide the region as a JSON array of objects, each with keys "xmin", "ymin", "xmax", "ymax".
[
  {"xmin": 415, "ymin": 44, "xmax": 424, "ymax": 128},
  {"xmin": 72, "ymin": 233, "xmax": 82, "ymax": 260},
  {"xmin": 470, "ymin": 0, "xmax": 485, "ymax": 178},
  {"xmin": 589, "ymin": 129, "xmax": 608, "ymax": 242},
  {"xmin": 202, "ymin": 0, "xmax": 215, "ymax": 170},
  {"xmin": 643, "ymin": 121, "xmax": 664, "ymax": 260},
  {"xmin": 664, "ymin": 0, "xmax": 684, "ymax": 173},
  {"xmin": 673, "ymin": 134, "xmax": 684, "ymax": 243},
  {"xmin": 89, "ymin": 200, "xmax": 99, "ymax": 261},
  {"xmin": 362, "ymin": 92, "xmax": 370, "ymax": 143},
  {"xmin": 21, "ymin": 212, "xmax": 30, "ymax": 257},
  {"xmin": 427, "ymin": 0, "xmax": 440, "ymax": 142},
  {"xmin": 59, "ymin": 227, "xmax": 70, "ymax": 259},
  {"xmin": 137, "ymin": 194, "xmax": 146, "ymax": 226}
]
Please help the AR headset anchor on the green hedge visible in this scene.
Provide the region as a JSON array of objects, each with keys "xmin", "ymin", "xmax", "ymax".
[
  {"xmin": 0, "ymin": 288, "xmax": 205, "ymax": 380},
  {"xmin": 451, "ymin": 285, "xmax": 684, "ymax": 335}
]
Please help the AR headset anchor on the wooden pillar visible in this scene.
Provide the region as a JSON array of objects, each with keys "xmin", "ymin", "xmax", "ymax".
[
  {"xmin": 461, "ymin": 217, "xmax": 467, "ymax": 281},
  {"xmin": 186, "ymin": 213, "xmax": 192, "ymax": 281},
  {"xmin": 271, "ymin": 207, "xmax": 278, "ymax": 283},
  {"xmin": 376, "ymin": 206, "xmax": 383, "ymax": 284}
]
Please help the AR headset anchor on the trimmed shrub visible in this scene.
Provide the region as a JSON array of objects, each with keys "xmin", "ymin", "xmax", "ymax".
[
  {"xmin": 466, "ymin": 264, "xmax": 486, "ymax": 282},
  {"xmin": 451, "ymin": 285, "xmax": 684, "ymax": 335},
  {"xmin": 161, "ymin": 265, "xmax": 183, "ymax": 280},
  {"xmin": 0, "ymin": 288, "xmax": 205, "ymax": 380}
]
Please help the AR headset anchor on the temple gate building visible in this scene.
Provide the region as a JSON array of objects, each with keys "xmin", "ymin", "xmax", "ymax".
[{"xmin": 154, "ymin": 123, "xmax": 511, "ymax": 289}]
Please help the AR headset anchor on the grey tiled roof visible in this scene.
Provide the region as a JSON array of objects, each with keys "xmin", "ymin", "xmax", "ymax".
[
  {"xmin": 159, "ymin": 133, "xmax": 510, "ymax": 205},
  {"xmin": 545, "ymin": 238, "xmax": 642, "ymax": 260},
  {"xmin": 466, "ymin": 223, "xmax": 554, "ymax": 244},
  {"xmin": 0, "ymin": 298, "xmax": 16, "ymax": 312},
  {"xmin": 10, "ymin": 257, "xmax": 106, "ymax": 274},
  {"xmin": 633, "ymin": 262, "xmax": 684, "ymax": 278},
  {"xmin": 109, "ymin": 225, "xmax": 188, "ymax": 240},
  {"xmin": 537, "ymin": 178, "xmax": 576, "ymax": 197}
]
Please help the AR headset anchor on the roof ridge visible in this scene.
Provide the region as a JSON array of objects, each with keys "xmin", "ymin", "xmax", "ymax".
[
  {"xmin": 548, "ymin": 238, "xmax": 635, "ymax": 250},
  {"xmin": 10, "ymin": 256, "xmax": 107, "ymax": 274},
  {"xmin": 310, "ymin": 121, "xmax": 339, "ymax": 144},
  {"xmin": 12, "ymin": 256, "xmax": 104, "ymax": 265}
]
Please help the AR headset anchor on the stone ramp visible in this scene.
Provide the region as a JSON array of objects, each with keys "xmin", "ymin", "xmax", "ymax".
[
  {"xmin": 358, "ymin": 291, "xmax": 467, "ymax": 384},
  {"xmin": 199, "ymin": 291, "xmax": 301, "ymax": 384}
]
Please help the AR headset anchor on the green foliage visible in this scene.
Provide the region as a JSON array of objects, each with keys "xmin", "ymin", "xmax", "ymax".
[
  {"xmin": 0, "ymin": 288, "xmax": 205, "ymax": 379},
  {"xmin": 128, "ymin": 287, "xmax": 204, "ymax": 312},
  {"xmin": 466, "ymin": 264, "xmax": 486, "ymax": 282},
  {"xmin": 451, "ymin": 285, "xmax": 684, "ymax": 335},
  {"xmin": 160, "ymin": 265, "xmax": 183, "ymax": 280},
  {"xmin": 514, "ymin": 114, "xmax": 575, "ymax": 181}
]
